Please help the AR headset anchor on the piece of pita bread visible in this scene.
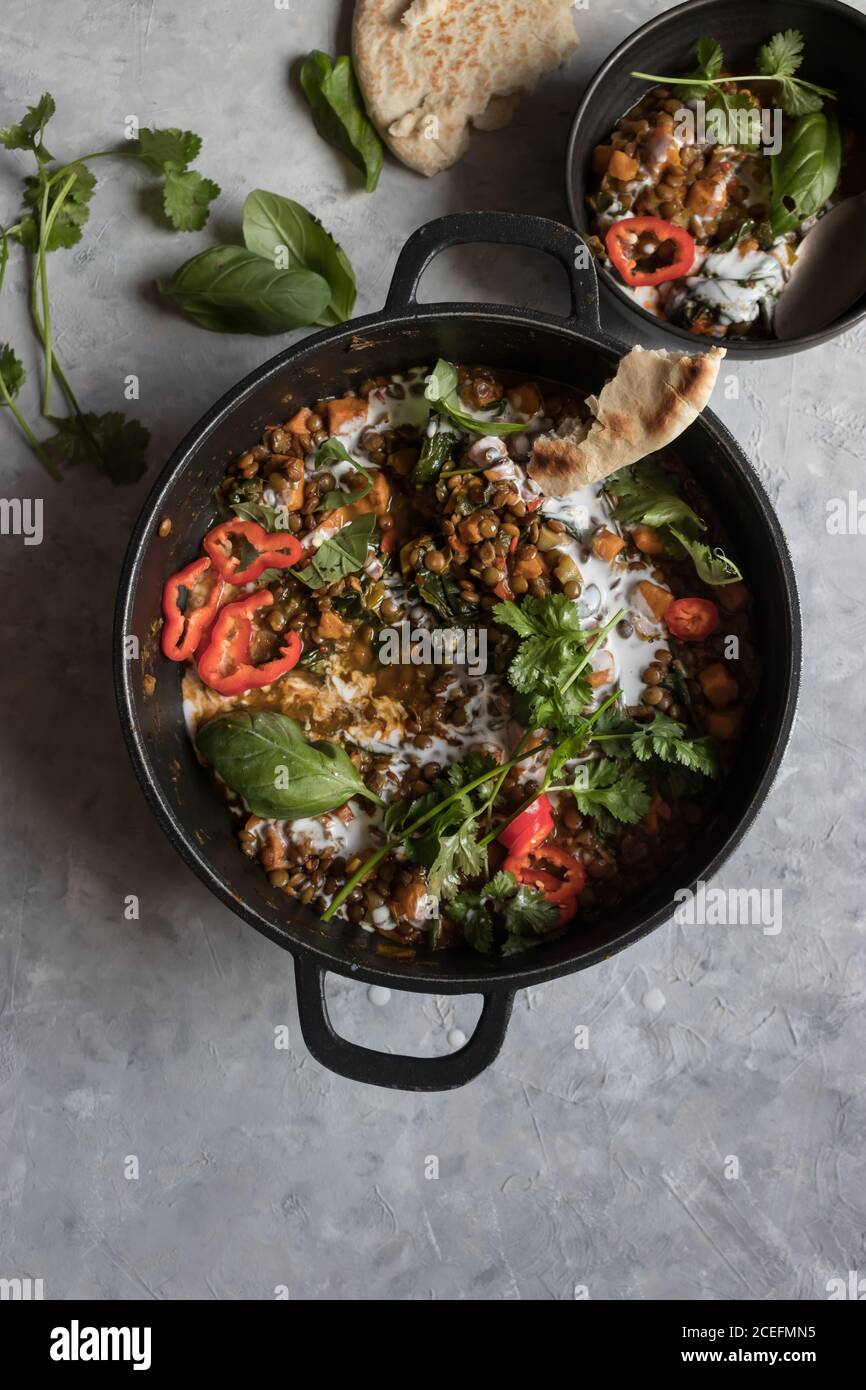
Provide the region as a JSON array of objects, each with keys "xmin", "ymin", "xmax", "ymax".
[
  {"xmin": 528, "ymin": 345, "xmax": 726, "ymax": 497},
  {"xmin": 352, "ymin": 0, "xmax": 578, "ymax": 178}
]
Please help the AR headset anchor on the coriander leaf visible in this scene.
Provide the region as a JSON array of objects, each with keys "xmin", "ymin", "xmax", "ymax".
[
  {"xmin": 0, "ymin": 92, "xmax": 55, "ymax": 162},
  {"xmin": 447, "ymin": 891, "xmax": 494, "ymax": 954},
  {"xmin": 558, "ymin": 758, "xmax": 651, "ymax": 826},
  {"xmin": 494, "ymin": 593, "xmax": 584, "ymax": 640},
  {"xmin": 300, "ymin": 51, "xmax": 384, "ymax": 193},
  {"xmin": 42, "ymin": 410, "xmax": 149, "ymax": 484},
  {"xmin": 427, "ymin": 818, "xmax": 487, "ymax": 900},
  {"xmin": 424, "ymin": 358, "xmax": 526, "ymax": 436},
  {"xmin": 17, "ymin": 163, "xmax": 96, "ymax": 252},
  {"xmin": 0, "ymin": 344, "xmax": 26, "ymax": 400},
  {"xmin": 136, "ymin": 127, "xmax": 202, "ymax": 172},
  {"xmin": 757, "ymin": 29, "xmax": 805, "ymax": 80},
  {"xmin": 296, "ymin": 512, "xmax": 377, "ymax": 588},
  {"xmin": 158, "ymin": 245, "xmax": 332, "ymax": 334},
  {"xmin": 242, "ymin": 189, "xmax": 356, "ymax": 325},
  {"xmin": 607, "ymin": 461, "xmax": 705, "ymax": 532},
  {"xmin": 196, "ymin": 710, "xmax": 381, "ymax": 820},
  {"xmin": 162, "ymin": 168, "xmax": 220, "ymax": 232},
  {"xmin": 681, "ymin": 36, "xmax": 724, "ymax": 99},
  {"xmin": 629, "ymin": 712, "xmax": 719, "ymax": 778},
  {"xmin": 667, "ymin": 526, "xmax": 743, "ymax": 586},
  {"xmin": 503, "ymin": 884, "xmax": 560, "ymax": 936}
]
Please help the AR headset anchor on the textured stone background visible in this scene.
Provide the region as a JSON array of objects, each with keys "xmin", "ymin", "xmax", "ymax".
[{"xmin": 1, "ymin": 0, "xmax": 864, "ymax": 1301}]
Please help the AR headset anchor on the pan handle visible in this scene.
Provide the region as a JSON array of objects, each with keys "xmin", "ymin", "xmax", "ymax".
[
  {"xmin": 293, "ymin": 955, "xmax": 515, "ymax": 1091},
  {"xmin": 384, "ymin": 210, "xmax": 600, "ymax": 330}
]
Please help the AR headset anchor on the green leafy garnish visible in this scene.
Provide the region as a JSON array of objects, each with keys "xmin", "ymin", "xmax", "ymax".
[
  {"xmin": 242, "ymin": 189, "xmax": 356, "ymax": 325},
  {"xmin": 411, "ymin": 419, "xmax": 457, "ymax": 485},
  {"xmin": 769, "ymin": 112, "xmax": 841, "ymax": 235},
  {"xmin": 296, "ymin": 513, "xmax": 378, "ymax": 589},
  {"xmin": 0, "ymin": 93, "xmax": 56, "ymax": 161},
  {"xmin": 42, "ymin": 410, "xmax": 150, "ymax": 484},
  {"xmin": 550, "ymin": 757, "xmax": 651, "ymax": 827},
  {"xmin": 425, "ymin": 359, "xmax": 526, "ymax": 436},
  {"xmin": 626, "ymin": 712, "xmax": 719, "ymax": 777},
  {"xmin": 448, "ymin": 869, "xmax": 560, "ymax": 956},
  {"xmin": 196, "ymin": 711, "xmax": 382, "ymax": 821},
  {"xmin": 315, "ymin": 435, "xmax": 374, "ymax": 508},
  {"xmin": 608, "ymin": 463, "xmax": 745, "ymax": 589},
  {"xmin": 667, "ymin": 527, "xmax": 743, "ymax": 586},
  {"xmin": 158, "ymin": 245, "xmax": 332, "ymax": 335},
  {"xmin": 415, "ymin": 569, "xmax": 480, "ymax": 625},
  {"xmin": 300, "ymin": 51, "xmax": 384, "ymax": 193},
  {"xmin": 631, "ymin": 30, "xmax": 835, "ymax": 118},
  {"xmin": 0, "ymin": 94, "xmax": 218, "ymax": 480}
]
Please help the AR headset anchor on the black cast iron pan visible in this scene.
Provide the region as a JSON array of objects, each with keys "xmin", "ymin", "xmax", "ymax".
[{"xmin": 114, "ymin": 211, "xmax": 801, "ymax": 1091}]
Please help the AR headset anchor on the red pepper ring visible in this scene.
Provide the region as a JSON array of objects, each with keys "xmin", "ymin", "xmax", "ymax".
[
  {"xmin": 196, "ymin": 590, "xmax": 302, "ymax": 696},
  {"xmin": 203, "ymin": 519, "xmax": 303, "ymax": 586},
  {"xmin": 502, "ymin": 844, "xmax": 586, "ymax": 925},
  {"xmin": 497, "ymin": 793, "xmax": 554, "ymax": 857},
  {"xmin": 605, "ymin": 216, "xmax": 696, "ymax": 288},
  {"xmin": 161, "ymin": 556, "xmax": 225, "ymax": 662}
]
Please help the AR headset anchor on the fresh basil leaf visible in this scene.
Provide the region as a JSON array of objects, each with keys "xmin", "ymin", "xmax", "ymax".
[
  {"xmin": 230, "ymin": 498, "xmax": 283, "ymax": 530},
  {"xmin": 42, "ymin": 411, "xmax": 149, "ymax": 484},
  {"xmin": 296, "ymin": 512, "xmax": 377, "ymax": 589},
  {"xmin": 770, "ymin": 112, "xmax": 841, "ymax": 234},
  {"xmin": 162, "ymin": 169, "xmax": 220, "ymax": 232},
  {"xmin": 158, "ymin": 245, "xmax": 332, "ymax": 334},
  {"xmin": 0, "ymin": 92, "xmax": 55, "ymax": 162},
  {"xmin": 196, "ymin": 710, "xmax": 381, "ymax": 820},
  {"xmin": 242, "ymin": 188, "xmax": 356, "ymax": 325},
  {"xmin": 300, "ymin": 51, "xmax": 384, "ymax": 193},
  {"xmin": 0, "ymin": 344, "xmax": 26, "ymax": 400},
  {"xmin": 424, "ymin": 358, "xmax": 526, "ymax": 436},
  {"xmin": 315, "ymin": 435, "xmax": 374, "ymax": 509},
  {"xmin": 667, "ymin": 526, "xmax": 743, "ymax": 586}
]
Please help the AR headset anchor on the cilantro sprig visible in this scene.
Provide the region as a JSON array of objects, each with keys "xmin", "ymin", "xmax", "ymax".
[
  {"xmin": 606, "ymin": 463, "xmax": 743, "ymax": 588},
  {"xmin": 0, "ymin": 93, "xmax": 218, "ymax": 480},
  {"xmin": 448, "ymin": 870, "xmax": 561, "ymax": 956},
  {"xmin": 631, "ymin": 30, "xmax": 835, "ymax": 118}
]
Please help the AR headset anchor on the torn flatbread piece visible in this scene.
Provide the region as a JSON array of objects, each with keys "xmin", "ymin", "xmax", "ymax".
[
  {"xmin": 352, "ymin": 0, "xmax": 578, "ymax": 178},
  {"xmin": 528, "ymin": 345, "xmax": 726, "ymax": 497}
]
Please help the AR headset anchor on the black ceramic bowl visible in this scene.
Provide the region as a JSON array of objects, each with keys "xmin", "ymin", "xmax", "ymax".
[
  {"xmin": 566, "ymin": 0, "xmax": 866, "ymax": 357},
  {"xmin": 115, "ymin": 212, "xmax": 801, "ymax": 1091}
]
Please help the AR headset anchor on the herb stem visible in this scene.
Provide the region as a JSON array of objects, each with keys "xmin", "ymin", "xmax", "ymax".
[
  {"xmin": 629, "ymin": 71, "xmax": 835, "ymax": 99},
  {"xmin": 0, "ymin": 374, "xmax": 61, "ymax": 480},
  {"xmin": 559, "ymin": 608, "xmax": 625, "ymax": 696},
  {"xmin": 321, "ymin": 740, "xmax": 551, "ymax": 922}
]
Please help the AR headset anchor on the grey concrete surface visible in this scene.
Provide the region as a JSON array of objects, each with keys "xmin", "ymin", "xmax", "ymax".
[{"xmin": 1, "ymin": 0, "xmax": 864, "ymax": 1301}]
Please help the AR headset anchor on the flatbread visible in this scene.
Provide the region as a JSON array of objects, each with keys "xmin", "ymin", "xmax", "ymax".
[
  {"xmin": 352, "ymin": 0, "xmax": 578, "ymax": 178},
  {"xmin": 528, "ymin": 345, "xmax": 726, "ymax": 497}
]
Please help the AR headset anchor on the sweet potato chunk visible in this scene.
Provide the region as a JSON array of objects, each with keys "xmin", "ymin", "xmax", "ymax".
[
  {"xmin": 698, "ymin": 662, "xmax": 738, "ymax": 709},
  {"xmin": 327, "ymin": 397, "xmax": 366, "ymax": 434},
  {"xmin": 608, "ymin": 150, "xmax": 640, "ymax": 181},
  {"xmin": 285, "ymin": 408, "xmax": 312, "ymax": 434},
  {"xmin": 716, "ymin": 581, "xmax": 750, "ymax": 613},
  {"xmin": 636, "ymin": 579, "xmax": 674, "ymax": 621},
  {"xmin": 632, "ymin": 524, "xmax": 665, "ymax": 555},
  {"xmin": 706, "ymin": 707, "xmax": 744, "ymax": 741},
  {"xmin": 592, "ymin": 527, "xmax": 626, "ymax": 562}
]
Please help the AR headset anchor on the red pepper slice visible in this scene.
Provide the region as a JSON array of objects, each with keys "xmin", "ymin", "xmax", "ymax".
[
  {"xmin": 605, "ymin": 216, "xmax": 696, "ymax": 288},
  {"xmin": 497, "ymin": 794, "xmax": 554, "ymax": 857},
  {"xmin": 503, "ymin": 844, "xmax": 586, "ymax": 925},
  {"xmin": 203, "ymin": 519, "xmax": 303, "ymax": 586},
  {"xmin": 196, "ymin": 590, "xmax": 302, "ymax": 696},
  {"xmin": 161, "ymin": 557, "xmax": 225, "ymax": 662},
  {"xmin": 664, "ymin": 597, "xmax": 720, "ymax": 642}
]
